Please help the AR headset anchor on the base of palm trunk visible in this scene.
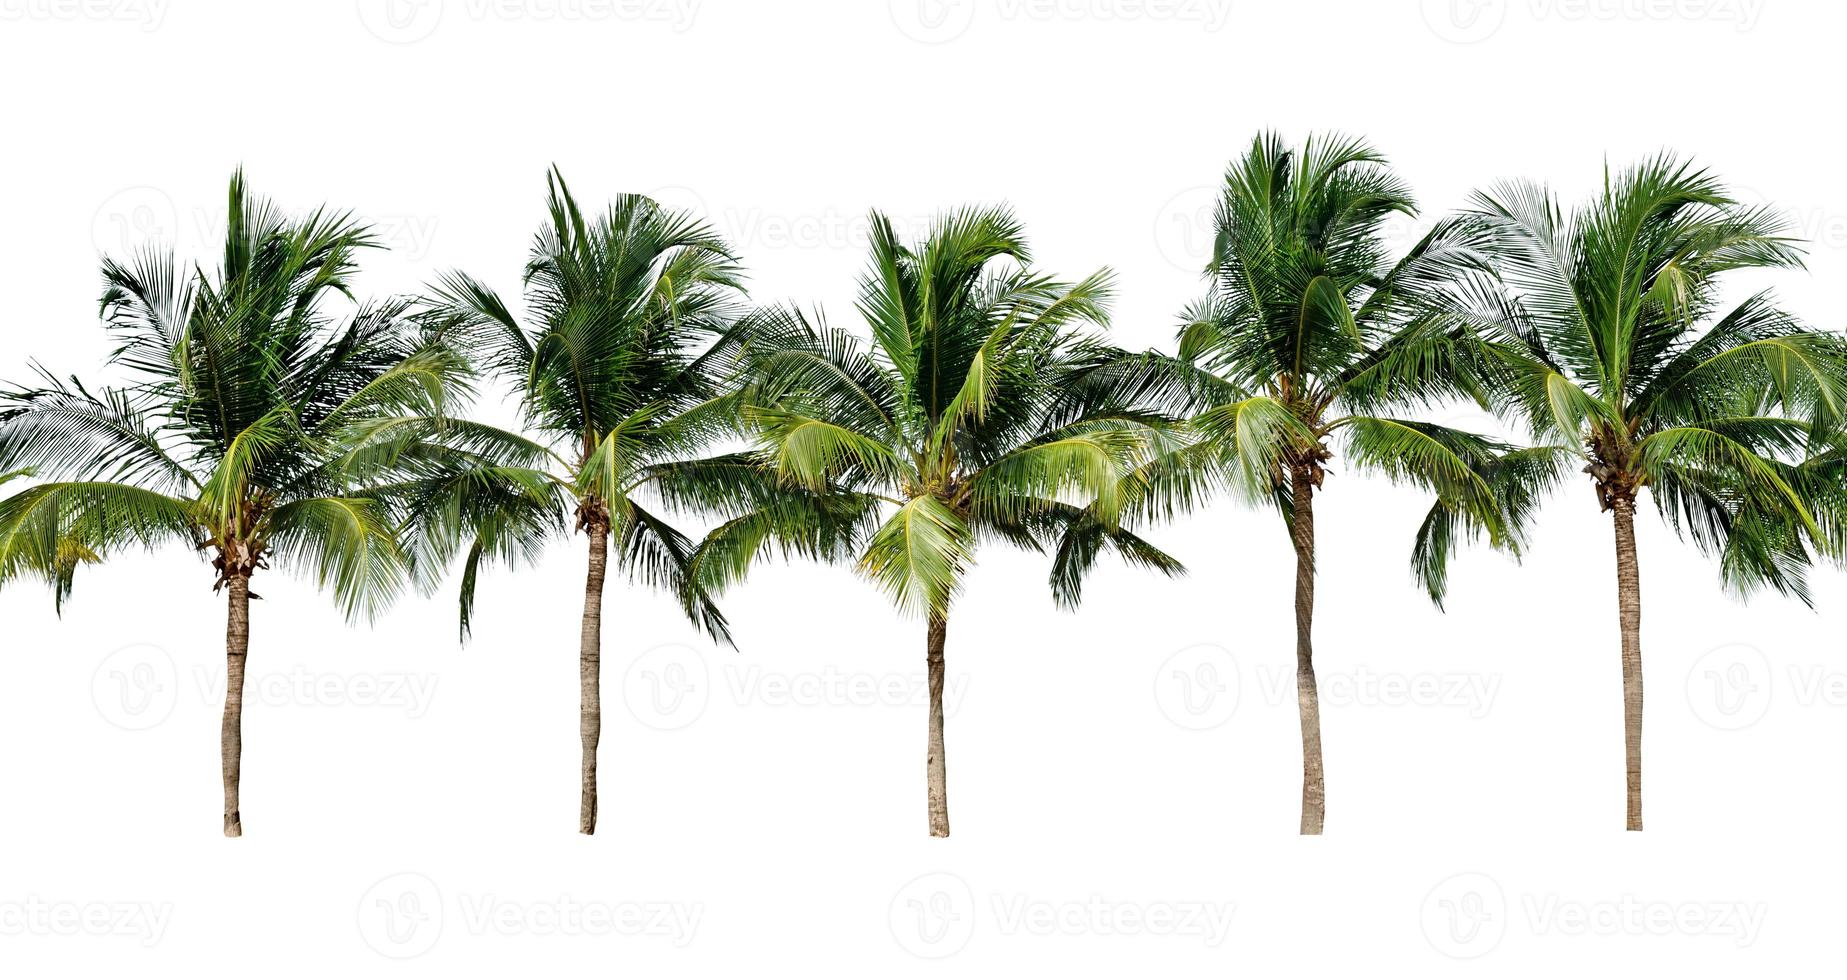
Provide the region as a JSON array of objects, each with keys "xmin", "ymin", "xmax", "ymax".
[
  {"xmin": 580, "ymin": 785, "xmax": 597, "ymax": 836},
  {"xmin": 925, "ymin": 613, "xmax": 950, "ymax": 838},
  {"xmin": 223, "ymin": 812, "xmax": 242, "ymax": 838},
  {"xmin": 1299, "ymin": 801, "xmax": 1324, "ymax": 836},
  {"xmin": 923, "ymin": 786, "xmax": 953, "ymax": 841}
]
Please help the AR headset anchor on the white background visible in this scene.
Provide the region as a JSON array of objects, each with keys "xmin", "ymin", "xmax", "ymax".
[{"xmin": 0, "ymin": 0, "xmax": 1841, "ymax": 974}]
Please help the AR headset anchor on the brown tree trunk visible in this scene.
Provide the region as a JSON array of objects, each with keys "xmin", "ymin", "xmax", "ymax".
[
  {"xmin": 1611, "ymin": 495, "xmax": 1644, "ymax": 831},
  {"xmin": 221, "ymin": 573, "xmax": 250, "ymax": 838},
  {"xmin": 1290, "ymin": 465, "xmax": 1325, "ymax": 835},
  {"xmin": 925, "ymin": 612, "xmax": 950, "ymax": 838},
  {"xmin": 579, "ymin": 518, "xmax": 610, "ymax": 835}
]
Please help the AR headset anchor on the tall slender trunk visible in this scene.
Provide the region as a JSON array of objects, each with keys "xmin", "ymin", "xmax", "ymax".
[
  {"xmin": 221, "ymin": 573, "xmax": 250, "ymax": 838},
  {"xmin": 579, "ymin": 519, "xmax": 610, "ymax": 835},
  {"xmin": 1290, "ymin": 465, "xmax": 1325, "ymax": 836},
  {"xmin": 925, "ymin": 612, "xmax": 950, "ymax": 838},
  {"xmin": 1611, "ymin": 495, "xmax": 1644, "ymax": 831}
]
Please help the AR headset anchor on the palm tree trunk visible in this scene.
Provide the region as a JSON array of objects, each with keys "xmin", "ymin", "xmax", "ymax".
[
  {"xmin": 1611, "ymin": 495, "xmax": 1644, "ymax": 831},
  {"xmin": 579, "ymin": 519, "xmax": 610, "ymax": 835},
  {"xmin": 925, "ymin": 612, "xmax": 950, "ymax": 838},
  {"xmin": 1290, "ymin": 465, "xmax": 1325, "ymax": 835},
  {"xmin": 221, "ymin": 573, "xmax": 250, "ymax": 838}
]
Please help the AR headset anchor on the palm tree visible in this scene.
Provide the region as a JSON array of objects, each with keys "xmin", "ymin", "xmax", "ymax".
[
  {"xmin": 1108, "ymin": 133, "xmax": 1522, "ymax": 834},
  {"xmin": 1443, "ymin": 155, "xmax": 1847, "ymax": 830},
  {"xmin": 686, "ymin": 207, "xmax": 1184, "ymax": 837},
  {"xmin": 409, "ymin": 170, "xmax": 747, "ymax": 835},
  {"xmin": 0, "ymin": 172, "xmax": 446, "ymax": 836}
]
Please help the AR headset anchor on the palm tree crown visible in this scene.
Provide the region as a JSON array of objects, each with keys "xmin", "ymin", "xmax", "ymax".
[
  {"xmin": 1462, "ymin": 155, "xmax": 1847, "ymax": 598},
  {"xmin": 0, "ymin": 170, "xmax": 439, "ymax": 616},
  {"xmin": 694, "ymin": 206, "xmax": 1182, "ymax": 617},
  {"xmin": 409, "ymin": 169, "xmax": 751, "ymax": 639},
  {"xmin": 1140, "ymin": 133, "xmax": 1514, "ymax": 535}
]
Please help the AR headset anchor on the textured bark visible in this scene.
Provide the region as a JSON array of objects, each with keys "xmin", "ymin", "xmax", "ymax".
[
  {"xmin": 579, "ymin": 517, "xmax": 610, "ymax": 835},
  {"xmin": 1290, "ymin": 464, "xmax": 1325, "ymax": 836},
  {"xmin": 221, "ymin": 573, "xmax": 250, "ymax": 838},
  {"xmin": 1611, "ymin": 496, "xmax": 1644, "ymax": 831},
  {"xmin": 925, "ymin": 612, "xmax": 950, "ymax": 838}
]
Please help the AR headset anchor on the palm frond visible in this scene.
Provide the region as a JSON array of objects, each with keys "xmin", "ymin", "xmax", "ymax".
[
  {"xmin": 856, "ymin": 495, "xmax": 973, "ymax": 618},
  {"xmin": 265, "ymin": 496, "xmax": 407, "ymax": 621}
]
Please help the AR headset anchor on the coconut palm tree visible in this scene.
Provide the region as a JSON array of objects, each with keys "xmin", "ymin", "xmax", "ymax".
[
  {"xmin": 1097, "ymin": 133, "xmax": 1525, "ymax": 834},
  {"xmin": 0, "ymin": 172, "xmax": 448, "ymax": 836},
  {"xmin": 1440, "ymin": 155, "xmax": 1847, "ymax": 830},
  {"xmin": 407, "ymin": 170, "xmax": 748, "ymax": 835},
  {"xmin": 684, "ymin": 207, "xmax": 1184, "ymax": 837}
]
